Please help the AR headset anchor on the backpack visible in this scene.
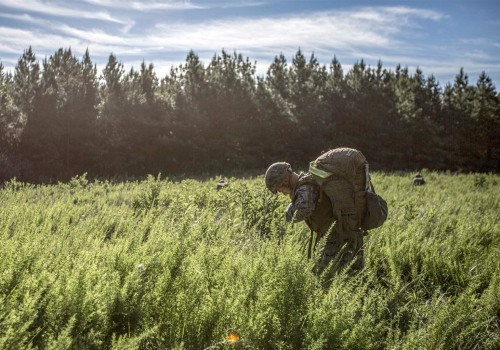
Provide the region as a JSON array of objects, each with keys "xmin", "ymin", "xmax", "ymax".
[{"xmin": 309, "ymin": 147, "xmax": 388, "ymax": 230}]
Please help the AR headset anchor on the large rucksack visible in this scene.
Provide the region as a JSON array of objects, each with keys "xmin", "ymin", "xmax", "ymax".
[{"xmin": 309, "ymin": 147, "xmax": 388, "ymax": 230}]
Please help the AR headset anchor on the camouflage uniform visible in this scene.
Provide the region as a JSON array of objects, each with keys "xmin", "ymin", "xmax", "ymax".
[{"xmin": 287, "ymin": 173, "xmax": 364, "ymax": 274}]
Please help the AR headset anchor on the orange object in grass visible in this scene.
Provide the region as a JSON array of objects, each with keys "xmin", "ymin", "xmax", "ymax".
[{"xmin": 226, "ymin": 331, "xmax": 240, "ymax": 343}]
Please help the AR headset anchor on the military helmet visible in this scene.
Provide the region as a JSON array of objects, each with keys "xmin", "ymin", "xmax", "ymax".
[{"xmin": 265, "ymin": 162, "xmax": 291, "ymax": 194}]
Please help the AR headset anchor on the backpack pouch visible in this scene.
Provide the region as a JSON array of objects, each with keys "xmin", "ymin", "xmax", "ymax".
[{"xmin": 361, "ymin": 191, "xmax": 388, "ymax": 230}]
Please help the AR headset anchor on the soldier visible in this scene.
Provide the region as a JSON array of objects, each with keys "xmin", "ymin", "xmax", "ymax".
[
  {"xmin": 264, "ymin": 161, "xmax": 364, "ymax": 275},
  {"xmin": 216, "ymin": 178, "xmax": 229, "ymax": 191},
  {"xmin": 412, "ymin": 172, "xmax": 426, "ymax": 186}
]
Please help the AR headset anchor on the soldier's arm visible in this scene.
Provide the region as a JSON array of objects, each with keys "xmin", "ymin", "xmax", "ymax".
[{"xmin": 286, "ymin": 184, "xmax": 319, "ymax": 222}]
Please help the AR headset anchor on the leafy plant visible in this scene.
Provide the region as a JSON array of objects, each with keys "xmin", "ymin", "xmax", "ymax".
[{"xmin": 0, "ymin": 172, "xmax": 498, "ymax": 349}]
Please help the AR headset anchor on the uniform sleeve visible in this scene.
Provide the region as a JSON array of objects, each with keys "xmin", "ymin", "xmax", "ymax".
[{"xmin": 286, "ymin": 184, "xmax": 319, "ymax": 222}]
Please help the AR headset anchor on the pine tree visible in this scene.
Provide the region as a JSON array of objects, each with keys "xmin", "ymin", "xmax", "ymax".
[
  {"xmin": 81, "ymin": 48, "xmax": 99, "ymax": 120},
  {"xmin": 15, "ymin": 47, "xmax": 43, "ymax": 179},
  {"xmin": 0, "ymin": 63, "xmax": 23, "ymax": 180},
  {"xmin": 323, "ymin": 56, "xmax": 346, "ymax": 144},
  {"xmin": 16, "ymin": 47, "xmax": 100, "ymax": 179},
  {"xmin": 288, "ymin": 50, "xmax": 329, "ymax": 157},
  {"xmin": 203, "ymin": 50, "xmax": 259, "ymax": 168},
  {"xmin": 0, "ymin": 63, "xmax": 17, "ymax": 149},
  {"xmin": 98, "ymin": 53, "xmax": 127, "ymax": 174},
  {"xmin": 14, "ymin": 47, "xmax": 40, "ymax": 129},
  {"xmin": 343, "ymin": 60, "xmax": 389, "ymax": 159},
  {"xmin": 472, "ymin": 71, "xmax": 500, "ymax": 169},
  {"xmin": 442, "ymin": 68, "xmax": 476, "ymax": 169}
]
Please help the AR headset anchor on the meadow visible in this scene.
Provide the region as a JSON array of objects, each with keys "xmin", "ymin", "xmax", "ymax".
[{"xmin": 0, "ymin": 171, "xmax": 499, "ymax": 349}]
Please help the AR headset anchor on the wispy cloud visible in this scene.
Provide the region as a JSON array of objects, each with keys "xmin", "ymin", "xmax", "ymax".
[
  {"xmin": 381, "ymin": 6, "xmax": 446, "ymax": 21},
  {"xmin": 2, "ymin": 1, "xmax": 497, "ymax": 84},
  {"xmin": 0, "ymin": 12, "xmax": 51, "ymax": 26},
  {"xmin": 0, "ymin": 0, "xmax": 128, "ymax": 24},
  {"xmin": 0, "ymin": 26, "xmax": 84, "ymax": 56},
  {"xmin": 82, "ymin": 0, "xmax": 204, "ymax": 11},
  {"xmin": 82, "ymin": 0, "xmax": 267, "ymax": 11},
  {"xmin": 57, "ymin": 25, "xmax": 129, "ymax": 46},
  {"xmin": 152, "ymin": 7, "xmax": 441, "ymax": 52},
  {"xmin": 0, "ymin": 5, "xmax": 444, "ymax": 59},
  {"xmin": 463, "ymin": 49, "xmax": 491, "ymax": 60},
  {"xmin": 130, "ymin": 1, "xmax": 203, "ymax": 11},
  {"xmin": 204, "ymin": 1, "xmax": 267, "ymax": 10}
]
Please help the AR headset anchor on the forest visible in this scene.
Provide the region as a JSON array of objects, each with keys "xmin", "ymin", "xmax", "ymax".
[{"xmin": 1, "ymin": 47, "xmax": 499, "ymax": 182}]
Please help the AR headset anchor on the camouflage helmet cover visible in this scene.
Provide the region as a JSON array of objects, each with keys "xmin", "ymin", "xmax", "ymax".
[{"xmin": 265, "ymin": 162, "xmax": 291, "ymax": 193}]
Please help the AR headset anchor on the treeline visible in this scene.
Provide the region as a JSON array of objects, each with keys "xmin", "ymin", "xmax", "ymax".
[{"xmin": 1, "ymin": 47, "xmax": 499, "ymax": 182}]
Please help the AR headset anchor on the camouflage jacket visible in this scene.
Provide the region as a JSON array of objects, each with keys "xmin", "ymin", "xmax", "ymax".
[
  {"xmin": 287, "ymin": 173, "xmax": 334, "ymax": 236},
  {"xmin": 286, "ymin": 173, "xmax": 318, "ymax": 222}
]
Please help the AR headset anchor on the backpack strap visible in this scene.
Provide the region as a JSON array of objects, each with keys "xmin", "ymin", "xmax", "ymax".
[{"xmin": 293, "ymin": 173, "xmax": 320, "ymax": 193}]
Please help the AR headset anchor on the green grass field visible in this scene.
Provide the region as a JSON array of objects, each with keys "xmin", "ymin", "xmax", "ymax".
[{"xmin": 1, "ymin": 172, "xmax": 499, "ymax": 349}]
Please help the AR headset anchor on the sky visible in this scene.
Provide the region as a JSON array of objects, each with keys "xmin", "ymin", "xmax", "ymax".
[{"xmin": 0, "ymin": 0, "xmax": 499, "ymax": 88}]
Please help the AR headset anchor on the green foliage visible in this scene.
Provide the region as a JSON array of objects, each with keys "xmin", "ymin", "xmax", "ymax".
[{"xmin": 0, "ymin": 172, "xmax": 499, "ymax": 349}]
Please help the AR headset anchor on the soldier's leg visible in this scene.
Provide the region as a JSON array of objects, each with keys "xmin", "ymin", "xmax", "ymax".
[
  {"xmin": 314, "ymin": 217, "xmax": 364, "ymax": 275},
  {"xmin": 348, "ymin": 229, "xmax": 364, "ymax": 272},
  {"xmin": 342, "ymin": 214, "xmax": 365, "ymax": 272},
  {"xmin": 314, "ymin": 228, "xmax": 343, "ymax": 274}
]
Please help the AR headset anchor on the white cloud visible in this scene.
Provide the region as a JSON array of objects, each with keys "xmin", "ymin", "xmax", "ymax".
[
  {"xmin": 0, "ymin": 12, "xmax": 50, "ymax": 26},
  {"xmin": 5, "ymin": 6, "xmax": 434, "ymax": 63},
  {"xmin": 130, "ymin": 1, "xmax": 203, "ymax": 11},
  {"xmin": 0, "ymin": 0, "xmax": 129, "ymax": 24},
  {"xmin": 0, "ymin": 26, "xmax": 84, "ymax": 55},
  {"xmin": 57, "ymin": 25, "xmax": 129, "ymax": 46},
  {"xmin": 0, "ymin": 4, "xmax": 445, "ymax": 56},
  {"xmin": 81, "ymin": 0, "xmax": 266, "ymax": 11},
  {"xmin": 81, "ymin": 0, "xmax": 204, "ymax": 11},
  {"xmin": 382, "ymin": 6, "xmax": 446, "ymax": 21},
  {"xmin": 150, "ymin": 9, "xmax": 413, "ymax": 54},
  {"xmin": 463, "ymin": 49, "xmax": 491, "ymax": 60}
]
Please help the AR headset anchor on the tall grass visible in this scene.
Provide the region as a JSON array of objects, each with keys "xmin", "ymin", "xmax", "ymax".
[{"xmin": 1, "ymin": 172, "xmax": 499, "ymax": 349}]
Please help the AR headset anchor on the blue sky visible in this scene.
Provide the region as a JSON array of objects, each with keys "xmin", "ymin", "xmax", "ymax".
[{"xmin": 0, "ymin": 0, "xmax": 499, "ymax": 87}]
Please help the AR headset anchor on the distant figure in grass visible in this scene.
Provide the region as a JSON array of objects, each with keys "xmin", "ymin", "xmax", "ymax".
[
  {"xmin": 264, "ymin": 148, "xmax": 388, "ymax": 276},
  {"xmin": 216, "ymin": 178, "xmax": 229, "ymax": 191},
  {"xmin": 412, "ymin": 172, "xmax": 426, "ymax": 186}
]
